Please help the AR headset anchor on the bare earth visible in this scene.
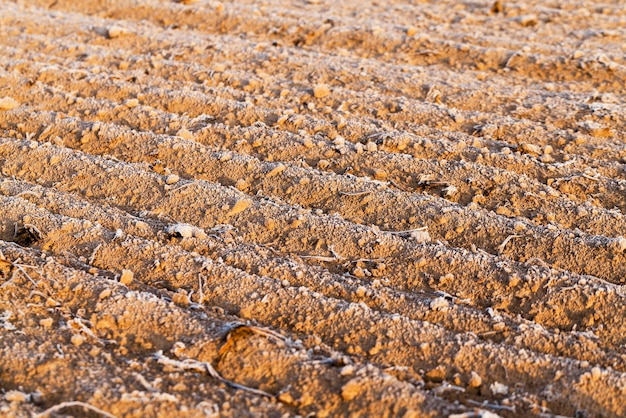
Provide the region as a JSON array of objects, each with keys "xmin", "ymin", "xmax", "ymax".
[{"xmin": 0, "ymin": 0, "xmax": 625, "ymax": 417}]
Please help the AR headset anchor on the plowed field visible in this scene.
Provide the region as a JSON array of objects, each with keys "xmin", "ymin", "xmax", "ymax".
[{"xmin": 1, "ymin": 0, "xmax": 625, "ymax": 417}]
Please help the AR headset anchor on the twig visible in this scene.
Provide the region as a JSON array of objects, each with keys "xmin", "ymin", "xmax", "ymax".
[
  {"xmin": 497, "ymin": 234, "xmax": 522, "ymax": 254},
  {"xmin": 434, "ymin": 290, "xmax": 471, "ymax": 305},
  {"xmin": 133, "ymin": 372, "xmax": 156, "ymax": 392},
  {"xmin": 504, "ymin": 51, "xmax": 521, "ymax": 68},
  {"xmin": 384, "ymin": 227, "xmax": 428, "ymax": 235},
  {"xmin": 153, "ymin": 351, "xmax": 274, "ymax": 398},
  {"xmin": 467, "ymin": 399, "xmax": 515, "ymax": 412},
  {"xmin": 298, "ymin": 255, "xmax": 338, "ymax": 262},
  {"xmin": 328, "ymin": 245, "xmax": 345, "ymax": 261},
  {"xmin": 36, "ymin": 401, "xmax": 118, "ymax": 418},
  {"xmin": 5, "ymin": 262, "xmax": 38, "ymax": 287},
  {"xmin": 338, "ymin": 190, "xmax": 372, "ymax": 196},
  {"xmin": 168, "ymin": 181, "xmax": 198, "ymax": 193},
  {"xmin": 415, "ymin": 50, "xmax": 438, "ymax": 56},
  {"xmin": 581, "ymin": 173, "xmax": 600, "ymax": 181},
  {"xmin": 349, "ymin": 258, "xmax": 386, "ymax": 263},
  {"xmin": 448, "ymin": 413, "xmax": 480, "ymax": 418},
  {"xmin": 477, "ymin": 330, "xmax": 502, "ymax": 337},
  {"xmin": 234, "ymin": 324, "xmax": 287, "ymax": 342},
  {"xmin": 89, "ymin": 244, "xmax": 102, "ymax": 265},
  {"xmin": 432, "ymin": 382, "xmax": 465, "ymax": 395},
  {"xmin": 198, "ymin": 276, "xmax": 204, "ymax": 304},
  {"xmin": 71, "ymin": 317, "xmax": 102, "ymax": 343}
]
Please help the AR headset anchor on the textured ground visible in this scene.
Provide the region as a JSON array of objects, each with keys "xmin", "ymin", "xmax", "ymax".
[{"xmin": 0, "ymin": 0, "xmax": 625, "ymax": 417}]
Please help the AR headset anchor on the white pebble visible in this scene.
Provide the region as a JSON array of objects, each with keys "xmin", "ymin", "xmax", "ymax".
[
  {"xmin": 167, "ymin": 223, "xmax": 195, "ymax": 238},
  {"xmin": 429, "ymin": 297, "xmax": 449, "ymax": 310},
  {"xmin": 107, "ymin": 25, "xmax": 129, "ymax": 38},
  {"xmin": 490, "ymin": 381, "xmax": 508, "ymax": 395}
]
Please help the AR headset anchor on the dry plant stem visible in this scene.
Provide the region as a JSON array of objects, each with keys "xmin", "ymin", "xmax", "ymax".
[
  {"xmin": 466, "ymin": 399, "xmax": 516, "ymax": 412},
  {"xmin": 153, "ymin": 352, "xmax": 274, "ymax": 398},
  {"xmin": 36, "ymin": 401, "xmax": 118, "ymax": 418},
  {"xmin": 497, "ymin": 234, "xmax": 522, "ymax": 253}
]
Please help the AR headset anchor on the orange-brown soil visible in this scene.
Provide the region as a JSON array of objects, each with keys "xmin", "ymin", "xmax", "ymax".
[{"xmin": 1, "ymin": 0, "xmax": 625, "ymax": 417}]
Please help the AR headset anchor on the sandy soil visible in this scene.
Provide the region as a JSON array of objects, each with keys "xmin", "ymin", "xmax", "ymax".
[{"xmin": 0, "ymin": 0, "xmax": 625, "ymax": 417}]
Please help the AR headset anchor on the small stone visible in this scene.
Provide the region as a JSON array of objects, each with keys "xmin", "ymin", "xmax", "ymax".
[
  {"xmin": 490, "ymin": 381, "xmax": 508, "ymax": 395},
  {"xmin": 172, "ymin": 292, "xmax": 190, "ymax": 306},
  {"xmin": 266, "ymin": 164, "xmax": 287, "ymax": 178},
  {"xmin": 355, "ymin": 286, "xmax": 367, "ymax": 297},
  {"xmin": 333, "ymin": 136, "xmax": 346, "ymax": 146},
  {"xmin": 0, "ymin": 96, "xmax": 19, "ymax": 110},
  {"xmin": 107, "ymin": 25, "xmax": 129, "ymax": 39},
  {"xmin": 513, "ymin": 221, "xmax": 526, "ymax": 232},
  {"xmin": 341, "ymin": 379, "xmax": 361, "ymax": 401},
  {"xmin": 519, "ymin": 143, "xmax": 541, "ymax": 155},
  {"xmin": 373, "ymin": 169, "xmax": 387, "ymax": 180},
  {"xmin": 406, "ymin": 26, "xmax": 418, "ymax": 37},
  {"xmin": 340, "ymin": 364, "xmax": 355, "ymax": 376},
  {"xmin": 443, "ymin": 185, "xmax": 458, "ymax": 198},
  {"xmin": 468, "ymin": 371, "xmax": 482, "ymax": 387},
  {"xmin": 120, "ymin": 269, "xmax": 134, "ymax": 285},
  {"xmin": 165, "ymin": 174, "xmax": 180, "ymax": 185},
  {"xmin": 313, "ymin": 84, "xmax": 331, "ymax": 99},
  {"xmin": 303, "ymin": 137, "xmax": 315, "ymax": 148},
  {"xmin": 124, "ymin": 98, "xmax": 139, "ymax": 108},
  {"xmin": 167, "ymin": 223, "xmax": 195, "ymax": 238},
  {"xmin": 71, "ymin": 333, "xmax": 86, "ymax": 347},
  {"xmin": 590, "ymin": 366, "xmax": 602, "ymax": 381},
  {"xmin": 516, "ymin": 14, "xmax": 538, "ymax": 27},
  {"xmin": 491, "ymin": 0, "xmax": 503, "ymax": 13},
  {"xmin": 493, "ymin": 322, "xmax": 506, "ymax": 331},
  {"xmin": 177, "ymin": 128, "xmax": 194, "ymax": 139},
  {"xmin": 410, "ymin": 228, "xmax": 431, "ymax": 243},
  {"xmin": 577, "ymin": 121, "xmax": 613, "ymax": 138},
  {"xmin": 98, "ymin": 288, "xmax": 112, "ymax": 300},
  {"xmin": 39, "ymin": 318, "xmax": 54, "ymax": 328},
  {"xmin": 226, "ymin": 198, "xmax": 252, "ymax": 216},
  {"xmin": 430, "ymin": 297, "xmax": 449, "ymax": 310},
  {"xmin": 235, "ymin": 179, "xmax": 250, "ymax": 191},
  {"xmin": 5, "ymin": 390, "xmax": 27, "ymax": 403},
  {"xmin": 278, "ymin": 391, "xmax": 294, "ymax": 404}
]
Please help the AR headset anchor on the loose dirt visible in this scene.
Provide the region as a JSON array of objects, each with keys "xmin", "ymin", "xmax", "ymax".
[{"xmin": 0, "ymin": 0, "xmax": 625, "ymax": 417}]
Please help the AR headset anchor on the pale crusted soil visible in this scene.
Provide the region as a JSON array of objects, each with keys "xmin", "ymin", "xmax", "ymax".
[{"xmin": 0, "ymin": 0, "xmax": 625, "ymax": 417}]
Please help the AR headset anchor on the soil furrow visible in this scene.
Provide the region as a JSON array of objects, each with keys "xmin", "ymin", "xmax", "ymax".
[
  {"xmin": 19, "ymin": 0, "xmax": 626, "ymax": 89},
  {"xmin": 1, "ymin": 0, "xmax": 625, "ymax": 415},
  {"xmin": 0, "ymin": 242, "xmax": 456, "ymax": 417},
  {"xmin": 3, "ymin": 107, "xmax": 626, "ymax": 286},
  {"xmin": 1, "ymin": 13, "xmax": 624, "ymax": 138},
  {"xmin": 1, "ymin": 138, "xmax": 626, "ymax": 353},
  {"xmin": 1, "ymin": 57, "xmax": 625, "ymax": 217},
  {"xmin": 3, "ymin": 175, "xmax": 624, "ymax": 376},
  {"xmin": 2, "ymin": 195, "xmax": 626, "ymax": 417}
]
